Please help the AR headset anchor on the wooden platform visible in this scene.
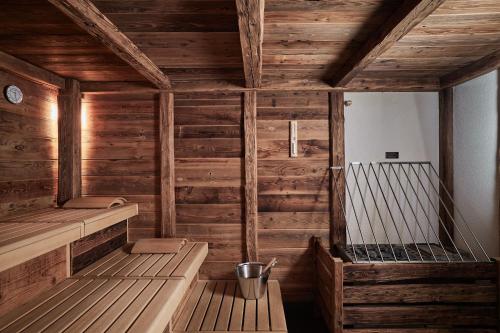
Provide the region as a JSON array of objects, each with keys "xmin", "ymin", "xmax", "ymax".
[
  {"xmin": 0, "ymin": 204, "xmax": 138, "ymax": 236},
  {"xmin": 0, "ymin": 205, "xmax": 139, "ymax": 272},
  {"xmin": 0, "ymin": 278, "xmax": 185, "ymax": 333},
  {"xmin": 73, "ymin": 242, "xmax": 208, "ymax": 283},
  {"xmin": 0, "ymin": 222, "xmax": 81, "ymax": 272},
  {"xmin": 173, "ymin": 280, "xmax": 287, "ymax": 333}
]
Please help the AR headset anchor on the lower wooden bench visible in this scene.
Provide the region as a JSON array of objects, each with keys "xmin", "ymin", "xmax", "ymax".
[
  {"xmin": 173, "ymin": 280, "xmax": 287, "ymax": 333},
  {"xmin": 0, "ymin": 278, "xmax": 185, "ymax": 333}
]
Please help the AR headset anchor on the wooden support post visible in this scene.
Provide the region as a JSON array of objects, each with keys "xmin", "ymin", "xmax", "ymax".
[
  {"xmin": 332, "ymin": 257, "xmax": 343, "ymax": 333},
  {"xmin": 494, "ymin": 258, "xmax": 500, "ymax": 326},
  {"xmin": 160, "ymin": 91, "xmax": 176, "ymax": 238},
  {"xmin": 244, "ymin": 91, "xmax": 258, "ymax": 261},
  {"xmin": 439, "ymin": 87, "xmax": 454, "ymax": 246},
  {"xmin": 57, "ymin": 78, "xmax": 81, "ymax": 206},
  {"xmin": 329, "ymin": 92, "xmax": 346, "ymax": 247}
]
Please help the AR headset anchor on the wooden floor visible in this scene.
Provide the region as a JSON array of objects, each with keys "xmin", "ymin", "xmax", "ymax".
[{"xmin": 173, "ymin": 280, "xmax": 287, "ymax": 332}]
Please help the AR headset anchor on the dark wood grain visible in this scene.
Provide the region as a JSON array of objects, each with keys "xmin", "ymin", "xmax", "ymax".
[
  {"xmin": 160, "ymin": 91, "xmax": 176, "ymax": 237},
  {"xmin": 329, "ymin": 92, "xmax": 345, "ymax": 247},
  {"xmin": 439, "ymin": 87, "xmax": 454, "ymax": 246},
  {"xmin": 244, "ymin": 91, "xmax": 258, "ymax": 261},
  {"xmin": 57, "ymin": 78, "xmax": 82, "ymax": 206},
  {"xmin": 48, "ymin": 0, "xmax": 171, "ymax": 88},
  {"xmin": 236, "ymin": 0, "xmax": 264, "ymax": 88},
  {"xmin": 331, "ymin": 0, "xmax": 446, "ymax": 87}
]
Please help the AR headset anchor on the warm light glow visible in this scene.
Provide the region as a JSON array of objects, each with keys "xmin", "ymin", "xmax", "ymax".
[
  {"xmin": 81, "ymin": 104, "xmax": 88, "ymax": 130},
  {"xmin": 50, "ymin": 103, "xmax": 58, "ymax": 121}
]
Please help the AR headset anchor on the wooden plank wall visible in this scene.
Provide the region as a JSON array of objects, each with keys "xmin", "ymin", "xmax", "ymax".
[
  {"xmin": 174, "ymin": 92, "xmax": 245, "ymax": 280},
  {"xmin": 81, "ymin": 93, "xmax": 160, "ymax": 239},
  {"xmin": 0, "ymin": 69, "xmax": 58, "ymax": 217},
  {"xmin": 81, "ymin": 90, "xmax": 332, "ymax": 301},
  {"xmin": 257, "ymin": 91, "xmax": 330, "ymax": 301}
]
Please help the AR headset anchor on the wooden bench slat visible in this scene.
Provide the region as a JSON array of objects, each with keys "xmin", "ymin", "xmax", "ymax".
[
  {"xmin": 243, "ymin": 299, "xmax": 257, "ymax": 331},
  {"xmin": 268, "ymin": 281, "xmax": 287, "ymax": 332},
  {"xmin": 0, "ymin": 279, "xmax": 79, "ymax": 330},
  {"xmin": 23, "ymin": 279, "xmax": 107, "ymax": 333},
  {"xmin": 257, "ymin": 287, "xmax": 270, "ymax": 331},
  {"xmin": 129, "ymin": 253, "xmax": 163, "ymax": 276},
  {"xmin": 171, "ymin": 243, "xmax": 208, "ymax": 281},
  {"xmin": 74, "ymin": 247, "xmax": 126, "ymax": 277},
  {"xmin": 45, "ymin": 279, "xmax": 122, "ymax": 332},
  {"xmin": 157, "ymin": 243, "xmax": 196, "ymax": 277},
  {"xmin": 1, "ymin": 279, "xmax": 94, "ymax": 332},
  {"xmin": 85, "ymin": 279, "xmax": 150, "ymax": 332},
  {"xmin": 106, "ymin": 280, "xmax": 165, "ymax": 332},
  {"xmin": 174, "ymin": 281, "xmax": 207, "ymax": 331},
  {"xmin": 64, "ymin": 279, "xmax": 136, "ymax": 332},
  {"xmin": 214, "ymin": 281, "xmax": 237, "ymax": 331},
  {"xmin": 188, "ymin": 281, "xmax": 217, "ymax": 331},
  {"xmin": 129, "ymin": 279, "xmax": 185, "ymax": 333},
  {"xmin": 229, "ymin": 285, "xmax": 245, "ymax": 331},
  {"xmin": 143, "ymin": 253, "xmax": 176, "ymax": 277},
  {"xmin": 115, "ymin": 253, "xmax": 152, "ymax": 276},
  {"xmin": 201, "ymin": 281, "xmax": 226, "ymax": 331}
]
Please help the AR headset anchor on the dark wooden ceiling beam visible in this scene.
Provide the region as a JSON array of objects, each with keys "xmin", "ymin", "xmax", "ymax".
[
  {"xmin": 0, "ymin": 51, "xmax": 65, "ymax": 89},
  {"xmin": 48, "ymin": 0, "xmax": 171, "ymax": 89},
  {"xmin": 236, "ymin": 0, "xmax": 264, "ymax": 88},
  {"xmin": 440, "ymin": 49, "xmax": 500, "ymax": 88},
  {"xmin": 331, "ymin": 0, "xmax": 446, "ymax": 87}
]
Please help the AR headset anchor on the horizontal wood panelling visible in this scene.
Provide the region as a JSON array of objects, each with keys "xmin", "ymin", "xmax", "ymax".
[
  {"xmin": 0, "ymin": 246, "xmax": 66, "ymax": 316},
  {"xmin": 81, "ymin": 94, "xmax": 159, "ymax": 237},
  {"xmin": 257, "ymin": 91, "xmax": 330, "ymax": 301},
  {"xmin": 0, "ymin": 69, "xmax": 58, "ymax": 218},
  {"xmin": 175, "ymin": 92, "xmax": 245, "ymax": 277}
]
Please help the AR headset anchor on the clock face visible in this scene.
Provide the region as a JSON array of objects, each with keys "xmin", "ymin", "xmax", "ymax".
[{"xmin": 5, "ymin": 85, "xmax": 23, "ymax": 104}]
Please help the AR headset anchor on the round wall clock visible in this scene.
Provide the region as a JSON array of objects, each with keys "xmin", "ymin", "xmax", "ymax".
[{"xmin": 4, "ymin": 85, "xmax": 23, "ymax": 104}]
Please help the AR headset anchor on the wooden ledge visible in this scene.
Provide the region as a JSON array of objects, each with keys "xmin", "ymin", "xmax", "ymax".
[
  {"xmin": 0, "ymin": 222, "xmax": 81, "ymax": 272},
  {"xmin": 173, "ymin": 280, "xmax": 287, "ymax": 332},
  {"xmin": 0, "ymin": 204, "xmax": 138, "ymax": 237}
]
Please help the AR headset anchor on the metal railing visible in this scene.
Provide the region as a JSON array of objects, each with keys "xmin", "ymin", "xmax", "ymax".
[{"xmin": 331, "ymin": 161, "xmax": 491, "ymax": 263}]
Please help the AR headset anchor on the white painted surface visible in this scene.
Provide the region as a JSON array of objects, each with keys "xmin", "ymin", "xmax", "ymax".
[
  {"xmin": 343, "ymin": 92, "xmax": 440, "ymax": 248},
  {"xmin": 454, "ymin": 70, "xmax": 499, "ymax": 258}
]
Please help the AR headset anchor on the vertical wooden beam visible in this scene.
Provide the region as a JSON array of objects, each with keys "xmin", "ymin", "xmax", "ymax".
[
  {"xmin": 244, "ymin": 91, "xmax": 258, "ymax": 261},
  {"xmin": 160, "ymin": 91, "xmax": 176, "ymax": 238},
  {"xmin": 439, "ymin": 87, "xmax": 454, "ymax": 246},
  {"xmin": 57, "ymin": 78, "xmax": 81, "ymax": 206},
  {"xmin": 236, "ymin": 0, "xmax": 264, "ymax": 88},
  {"xmin": 329, "ymin": 92, "xmax": 346, "ymax": 247},
  {"xmin": 332, "ymin": 257, "xmax": 344, "ymax": 333}
]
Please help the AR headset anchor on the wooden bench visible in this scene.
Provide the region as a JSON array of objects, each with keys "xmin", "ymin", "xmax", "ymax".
[
  {"xmin": 0, "ymin": 205, "xmax": 138, "ymax": 272},
  {"xmin": 0, "ymin": 204, "xmax": 138, "ymax": 236},
  {"xmin": 73, "ymin": 242, "xmax": 208, "ymax": 284},
  {"xmin": 0, "ymin": 222, "xmax": 81, "ymax": 271},
  {"xmin": 0, "ymin": 242, "xmax": 209, "ymax": 333},
  {"xmin": 0, "ymin": 278, "xmax": 186, "ymax": 333},
  {"xmin": 173, "ymin": 280, "xmax": 287, "ymax": 333}
]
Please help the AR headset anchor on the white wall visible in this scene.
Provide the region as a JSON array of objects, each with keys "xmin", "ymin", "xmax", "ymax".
[
  {"xmin": 454, "ymin": 70, "xmax": 499, "ymax": 257},
  {"xmin": 343, "ymin": 92, "xmax": 440, "ymax": 247}
]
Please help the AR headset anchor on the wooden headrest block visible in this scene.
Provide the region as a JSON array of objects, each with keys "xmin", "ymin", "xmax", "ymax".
[
  {"xmin": 131, "ymin": 238, "xmax": 188, "ymax": 254},
  {"xmin": 63, "ymin": 197, "xmax": 127, "ymax": 209}
]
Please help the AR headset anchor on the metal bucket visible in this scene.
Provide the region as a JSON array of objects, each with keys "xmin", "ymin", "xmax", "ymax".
[{"xmin": 235, "ymin": 262, "xmax": 269, "ymax": 300}]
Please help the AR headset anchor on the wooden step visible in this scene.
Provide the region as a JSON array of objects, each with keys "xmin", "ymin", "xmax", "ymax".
[{"xmin": 173, "ymin": 280, "xmax": 287, "ymax": 332}]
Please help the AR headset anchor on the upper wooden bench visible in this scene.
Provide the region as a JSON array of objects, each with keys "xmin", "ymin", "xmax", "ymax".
[
  {"xmin": 0, "ymin": 204, "xmax": 138, "ymax": 236},
  {"xmin": 0, "ymin": 205, "xmax": 138, "ymax": 272}
]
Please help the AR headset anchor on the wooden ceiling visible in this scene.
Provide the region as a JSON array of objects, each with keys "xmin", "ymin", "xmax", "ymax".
[{"xmin": 0, "ymin": 0, "xmax": 498, "ymax": 91}]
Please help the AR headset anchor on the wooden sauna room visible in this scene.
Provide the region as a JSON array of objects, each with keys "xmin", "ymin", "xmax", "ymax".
[{"xmin": 0, "ymin": 0, "xmax": 499, "ymax": 332}]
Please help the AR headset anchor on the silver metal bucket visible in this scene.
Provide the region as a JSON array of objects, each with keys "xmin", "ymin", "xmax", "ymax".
[{"xmin": 235, "ymin": 262, "xmax": 269, "ymax": 300}]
